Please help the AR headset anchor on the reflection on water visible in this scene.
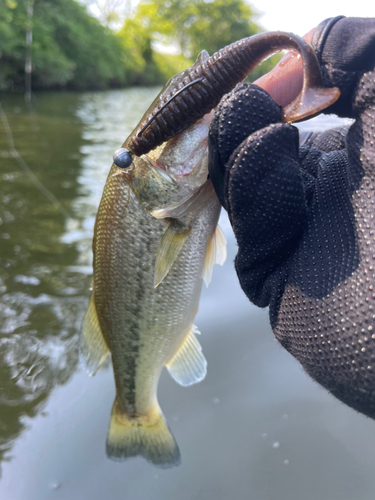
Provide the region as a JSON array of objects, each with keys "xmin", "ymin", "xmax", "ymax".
[
  {"xmin": 0, "ymin": 89, "xmax": 160, "ymax": 474},
  {"xmin": 0, "ymin": 92, "xmax": 82, "ymax": 470},
  {"xmin": 1, "ymin": 90, "xmax": 375, "ymax": 500}
]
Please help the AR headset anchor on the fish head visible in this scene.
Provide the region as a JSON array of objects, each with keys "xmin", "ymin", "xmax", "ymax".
[{"xmin": 127, "ymin": 112, "xmax": 214, "ymax": 216}]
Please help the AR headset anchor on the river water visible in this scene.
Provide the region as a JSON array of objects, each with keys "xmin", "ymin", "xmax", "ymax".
[{"xmin": 0, "ymin": 89, "xmax": 375, "ymax": 500}]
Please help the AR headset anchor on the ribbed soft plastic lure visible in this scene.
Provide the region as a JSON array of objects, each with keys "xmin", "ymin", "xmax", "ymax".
[{"xmin": 120, "ymin": 31, "xmax": 339, "ymax": 161}]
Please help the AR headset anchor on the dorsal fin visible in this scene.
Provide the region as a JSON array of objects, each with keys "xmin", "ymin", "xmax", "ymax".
[{"xmin": 202, "ymin": 224, "xmax": 227, "ymax": 287}]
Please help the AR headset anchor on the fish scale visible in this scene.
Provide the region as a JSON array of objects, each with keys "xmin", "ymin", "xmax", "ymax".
[{"xmin": 100, "ymin": 179, "xmax": 220, "ymax": 428}]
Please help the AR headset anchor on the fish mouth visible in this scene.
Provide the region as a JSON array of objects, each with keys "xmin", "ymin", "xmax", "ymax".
[
  {"xmin": 141, "ymin": 139, "xmax": 208, "ymax": 180},
  {"xmin": 144, "ymin": 113, "xmax": 213, "ymax": 179}
]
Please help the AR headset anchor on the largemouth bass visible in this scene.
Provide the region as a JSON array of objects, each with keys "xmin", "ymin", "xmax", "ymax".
[{"xmin": 81, "ymin": 111, "xmax": 226, "ymax": 468}]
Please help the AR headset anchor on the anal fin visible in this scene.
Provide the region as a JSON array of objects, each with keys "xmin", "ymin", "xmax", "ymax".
[
  {"xmin": 80, "ymin": 294, "xmax": 110, "ymax": 375},
  {"xmin": 166, "ymin": 325, "xmax": 207, "ymax": 386}
]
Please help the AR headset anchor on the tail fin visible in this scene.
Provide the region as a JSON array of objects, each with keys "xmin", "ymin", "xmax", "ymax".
[{"xmin": 106, "ymin": 399, "xmax": 181, "ymax": 469}]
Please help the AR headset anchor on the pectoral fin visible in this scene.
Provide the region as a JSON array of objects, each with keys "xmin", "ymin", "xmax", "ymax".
[
  {"xmin": 80, "ymin": 294, "xmax": 110, "ymax": 375},
  {"xmin": 154, "ymin": 220, "xmax": 191, "ymax": 287},
  {"xmin": 166, "ymin": 325, "xmax": 207, "ymax": 386},
  {"xmin": 202, "ymin": 224, "xmax": 227, "ymax": 287}
]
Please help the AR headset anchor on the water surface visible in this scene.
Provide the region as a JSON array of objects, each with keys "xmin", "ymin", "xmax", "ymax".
[{"xmin": 0, "ymin": 89, "xmax": 374, "ymax": 500}]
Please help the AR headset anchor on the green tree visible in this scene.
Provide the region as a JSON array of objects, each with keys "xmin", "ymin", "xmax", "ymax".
[
  {"xmin": 187, "ymin": 0, "xmax": 261, "ymax": 57},
  {"xmin": 116, "ymin": 16, "xmax": 191, "ymax": 86},
  {"xmin": 0, "ymin": 0, "xmax": 128, "ymax": 91},
  {"xmin": 127, "ymin": 0, "xmax": 280, "ymax": 81},
  {"xmin": 133, "ymin": 0, "xmax": 259, "ymax": 58},
  {"xmin": 0, "ymin": 0, "xmax": 280, "ymax": 92}
]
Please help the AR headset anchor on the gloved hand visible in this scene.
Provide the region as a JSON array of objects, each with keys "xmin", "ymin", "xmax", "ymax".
[{"xmin": 208, "ymin": 17, "xmax": 375, "ymax": 418}]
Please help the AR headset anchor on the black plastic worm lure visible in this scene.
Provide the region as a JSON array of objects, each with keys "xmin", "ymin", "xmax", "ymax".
[{"xmin": 118, "ymin": 31, "xmax": 339, "ymax": 161}]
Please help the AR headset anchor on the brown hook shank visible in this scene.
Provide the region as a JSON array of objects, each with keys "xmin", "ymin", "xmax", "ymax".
[{"xmin": 125, "ymin": 32, "xmax": 340, "ymax": 157}]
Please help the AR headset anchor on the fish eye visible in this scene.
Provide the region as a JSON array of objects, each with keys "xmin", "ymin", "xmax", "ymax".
[{"xmin": 113, "ymin": 148, "xmax": 133, "ymax": 170}]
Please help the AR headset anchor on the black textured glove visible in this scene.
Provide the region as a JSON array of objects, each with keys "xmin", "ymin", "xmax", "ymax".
[{"xmin": 208, "ymin": 17, "xmax": 375, "ymax": 418}]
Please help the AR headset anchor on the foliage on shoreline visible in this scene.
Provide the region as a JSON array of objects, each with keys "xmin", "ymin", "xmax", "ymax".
[
  {"xmin": 0, "ymin": 0, "xmax": 279, "ymax": 92},
  {"xmin": 0, "ymin": 0, "xmax": 127, "ymax": 91}
]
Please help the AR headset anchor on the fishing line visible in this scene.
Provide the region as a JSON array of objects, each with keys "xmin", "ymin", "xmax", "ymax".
[{"xmin": 0, "ymin": 103, "xmax": 72, "ymax": 220}]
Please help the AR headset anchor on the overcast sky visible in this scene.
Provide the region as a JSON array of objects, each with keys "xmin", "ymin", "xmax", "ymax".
[
  {"xmin": 253, "ymin": 0, "xmax": 373, "ymax": 35},
  {"xmin": 90, "ymin": 0, "xmax": 373, "ymax": 34},
  {"xmin": 87, "ymin": 0, "xmax": 373, "ymax": 43}
]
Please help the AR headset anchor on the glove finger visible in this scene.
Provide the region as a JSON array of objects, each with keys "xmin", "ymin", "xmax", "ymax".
[
  {"xmin": 301, "ymin": 126, "xmax": 349, "ymax": 153},
  {"xmin": 226, "ymin": 122, "xmax": 307, "ymax": 307},
  {"xmin": 208, "ymin": 83, "xmax": 281, "ymax": 209},
  {"xmin": 297, "ymin": 126, "xmax": 349, "ymax": 185}
]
